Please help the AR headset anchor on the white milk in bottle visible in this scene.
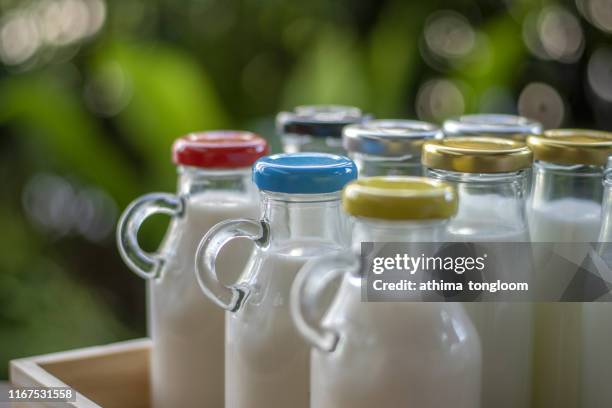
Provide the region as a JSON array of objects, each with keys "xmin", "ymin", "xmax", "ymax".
[
  {"xmin": 195, "ymin": 153, "xmax": 357, "ymax": 408},
  {"xmin": 149, "ymin": 193, "xmax": 258, "ymax": 407},
  {"xmin": 342, "ymin": 119, "xmax": 442, "ymax": 177},
  {"xmin": 226, "ymin": 244, "xmax": 334, "ymax": 408},
  {"xmin": 291, "ymin": 177, "xmax": 481, "ymax": 408},
  {"xmin": 423, "ymin": 137, "xmax": 535, "ymax": 408},
  {"xmin": 117, "ymin": 131, "xmax": 268, "ymax": 408},
  {"xmin": 526, "ymin": 129, "xmax": 612, "ymax": 408}
]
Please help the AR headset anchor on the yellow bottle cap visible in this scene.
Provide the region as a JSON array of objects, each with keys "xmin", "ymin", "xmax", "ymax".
[
  {"xmin": 421, "ymin": 137, "xmax": 533, "ymax": 173},
  {"xmin": 342, "ymin": 177, "xmax": 457, "ymax": 220},
  {"xmin": 526, "ymin": 129, "xmax": 612, "ymax": 166}
]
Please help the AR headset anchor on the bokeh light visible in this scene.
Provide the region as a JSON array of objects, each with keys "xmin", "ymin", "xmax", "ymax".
[
  {"xmin": 587, "ymin": 47, "xmax": 612, "ymax": 102},
  {"xmin": 22, "ymin": 173, "xmax": 117, "ymax": 243},
  {"xmin": 0, "ymin": 11, "xmax": 41, "ymax": 66},
  {"xmin": 0, "ymin": 0, "xmax": 106, "ymax": 67},
  {"xmin": 416, "ymin": 79, "xmax": 466, "ymax": 122},
  {"xmin": 420, "ymin": 10, "xmax": 490, "ymax": 73},
  {"xmin": 523, "ymin": 5, "xmax": 584, "ymax": 63},
  {"xmin": 577, "ymin": 0, "xmax": 612, "ymax": 33},
  {"xmin": 518, "ymin": 82, "xmax": 565, "ymax": 128},
  {"xmin": 424, "ymin": 10, "xmax": 476, "ymax": 60}
]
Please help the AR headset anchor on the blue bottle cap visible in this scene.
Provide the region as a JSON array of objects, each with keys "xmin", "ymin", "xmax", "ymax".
[{"xmin": 253, "ymin": 153, "xmax": 358, "ymax": 194}]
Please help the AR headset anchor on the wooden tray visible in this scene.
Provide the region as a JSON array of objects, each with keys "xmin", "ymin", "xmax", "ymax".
[{"xmin": 9, "ymin": 339, "xmax": 150, "ymax": 408}]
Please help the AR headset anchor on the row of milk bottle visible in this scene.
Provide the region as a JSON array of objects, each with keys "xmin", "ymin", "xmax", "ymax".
[{"xmin": 115, "ymin": 106, "xmax": 612, "ymax": 408}]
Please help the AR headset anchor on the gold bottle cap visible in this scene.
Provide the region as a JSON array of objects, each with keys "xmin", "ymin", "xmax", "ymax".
[
  {"xmin": 342, "ymin": 177, "xmax": 457, "ymax": 220},
  {"xmin": 526, "ymin": 129, "xmax": 612, "ymax": 166},
  {"xmin": 421, "ymin": 137, "xmax": 533, "ymax": 173}
]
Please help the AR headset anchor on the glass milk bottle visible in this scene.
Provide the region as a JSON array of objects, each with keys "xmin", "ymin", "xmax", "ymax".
[
  {"xmin": 116, "ymin": 131, "xmax": 268, "ymax": 408},
  {"xmin": 584, "ymin": 156, "xmax": 612, "ymax": 408},
  {"xmin": 276, "ymin": 105, "xmax": 366, "ymax": 154},
  {"xmin": 342, "ymin": 119, "xmax": 442, "ymax": 177},
  {"xmin": 290, "ymin": 177, "xmax": 481, "ymax": 408},
  {"xmin": 195, "ymin": 153, "xmax": 357, "ymax": 408},
  {"xmin": 526, "ymin": 129, "xmax": 612, "ymax": 408},
  {"xmin": 443, "ymin": 113, "xmax": 542, "ymax": 140},
  {"xmin": 598, "ymin": 156, "xmax": 612, "ymax": 246},
  {"xmin": 422, "ymin": 137, "xmax": 534, "ymax": 408}
]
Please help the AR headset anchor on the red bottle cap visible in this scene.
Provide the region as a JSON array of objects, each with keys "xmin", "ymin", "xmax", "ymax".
[{"xmin": 172, "ymin": 131, "xmax": 269, "ymax": 168}]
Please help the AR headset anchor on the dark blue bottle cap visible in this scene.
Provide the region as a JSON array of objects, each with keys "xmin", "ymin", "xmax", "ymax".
[
  {"xmin": 276, "ymin": 105, "xmax": 368, "ymax": 138},
  {"xmin": 253, "ymin": 153, "xmax": 358, "ymax": 194}
]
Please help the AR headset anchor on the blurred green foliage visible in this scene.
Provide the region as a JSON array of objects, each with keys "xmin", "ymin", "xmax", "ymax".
[
  {"xmin": 0, "ymin": 203, "xmax": 130, "ymax": 368},
  {"xmin": 0, "ymin": 0, "xmax": 609, "ymax": 378}
]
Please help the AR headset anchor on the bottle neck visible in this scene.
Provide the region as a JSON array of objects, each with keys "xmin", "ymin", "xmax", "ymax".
[
  {"xmin": 260, "ymin": 191, "xmax": 348, "ymax": 248},
  {"xmin": 426, "ymin": 167, "xmax": 529, "ymax": 235},
  {"xmin": 426, "ymin": 167, "xmax": 527, "ymax": 185},
  {"xmin": 352, "ymin": 218, "xmax": 448, "ymax": 246},
  {"xmin": 351, "ymin": 152, "xmax": 422, "ymax": 177},
  {"xmin": 281, "ymin": 134, "xmax": 344, "ymax": 154},
  {"xmin": 177, "ymin": 166, "xmax": 255, "ymax": 197},
  {"xmin": 531, "ymin": 161, "xmax": 604, "ymax": 205},
  {"xmin": 599, "ymin": 170, "xmax": 612, "ymax": 242}
]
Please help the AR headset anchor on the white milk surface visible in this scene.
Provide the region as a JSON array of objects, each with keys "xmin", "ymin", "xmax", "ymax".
[
  {"xmin": 226, "ymin": 240, "xmax": 341, "ymax": 408},
  {"xmin": 311, "ymin": 274, "xmax": 481, "ymax": 408},
  {"xmin": 449, "ymin": 217, "xmax": 533, "ymax": 408},
  {"xmin": 149, "ymin": 192, "xmax": 258, "ymax": 408},
  {"xmin": 453, "ymin": 193, "xmax": 524, "ymax": 228},
  {"xmin": 529, "ymin": 198, "xmax": 602, "ymax": 243},
  {"xmin": 528, "ymin": 198, "xmax": 602, "ymax": 408}
]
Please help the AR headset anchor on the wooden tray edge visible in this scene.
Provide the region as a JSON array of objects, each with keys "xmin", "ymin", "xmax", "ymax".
[{"xmin": 9, "ymin": 339, "xmax": 151, "ymax": 408}]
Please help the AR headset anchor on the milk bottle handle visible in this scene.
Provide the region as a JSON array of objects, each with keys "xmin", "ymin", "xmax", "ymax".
[
  {"xmin": 195, "ymin": 218, "xmax": 268, "ymax": 312},
  {"xmin": 116, "ymin": 193, "xmax": 183, "ymax": 280},
  {"xmin": 290, "ymin": 252, "xmax": 357, "ymax": 353}
]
